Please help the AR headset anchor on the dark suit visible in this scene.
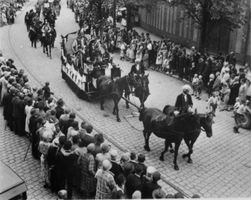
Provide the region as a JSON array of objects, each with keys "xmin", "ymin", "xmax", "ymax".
[
  {"xmin": 125, "ymin": 174, "xmax": 142, "ymax": 198},
  {"xmin": 142, "ymin": 181, "xmax": 160, "ymax": 199},
  {"xmin": 175, "ymin": 93, "xmax": 193, "ymax": 112}
]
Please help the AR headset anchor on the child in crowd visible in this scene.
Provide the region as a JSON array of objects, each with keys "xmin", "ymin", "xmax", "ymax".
[
  {"xmin": 233, "ymin": 99, "xmax": 246, "ymax": 133},
  {"xmin": 233, "ymin": 97, "xmax": 241, "ymax": 113},
  {"xmin": 192, "ymin": 74, "xmax": 199, "ymax": 96},
  {"xmin": 120, "ymin": 41, "xmax": 126, "ymax": 60},
  {"xmin": 207, "ymin": 91, "xmax": 219, "ymax": 116},
  {"xmin": 162, "ymin": 55, "xmax": 169, "ymax": 73},
  {"xmin": 207, "ymin": 73, "xmax": 215, "ymax": 98},
  {"xmin": 155, "ymin": 52, "xmax": 163, "ymax": 71},
  {"xmin": 196, "ymin": 75, "xmax": 203, "ymax": 100}
]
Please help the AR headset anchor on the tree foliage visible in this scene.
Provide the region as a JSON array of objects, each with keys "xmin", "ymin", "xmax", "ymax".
[
  {"xmin": 169, "ymin": 0, "xmax": 247, "ymax": 51},
  {"xmin": 170, "ymin": 0, "xmax": 247, "ymax": 30}
]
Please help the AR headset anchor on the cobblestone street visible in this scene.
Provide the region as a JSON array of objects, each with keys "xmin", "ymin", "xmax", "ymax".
[{"xmin": 0, "ymin": 0, "xmax": 251, "ymax": 199}]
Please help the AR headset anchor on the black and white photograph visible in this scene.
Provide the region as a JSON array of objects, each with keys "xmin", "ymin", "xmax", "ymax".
[{"xmin": 0, "ymin": 0, "xmax": 251, "ymax": 199}]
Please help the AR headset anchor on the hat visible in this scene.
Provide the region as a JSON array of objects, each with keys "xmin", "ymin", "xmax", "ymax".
[
  {"xmin": 87, "ymin": 143, "xmax": 95, "ymax": 153},
  {"xmin": 152, "ymin": 188, "xmax": 166, "ymax": 199},
  {"xmin": 182, "ymin": 84, "xmax": 191, "ymax": 92},
  {"xmin": 132, "ymin": 190, "xmax": 142, "ymax": 199},
  {"xmin": 174, "ymin": 192, "xmax": 184, "ymax": 198},
  {"xmin": 58, "ymin": 189, "xmax": 67, "ymax": 199},
  {"xmin": 152, "ymin": 171, "xmax": 161, "ymax": 182},
  {"xmin": 102, "ymin": 159, "xmax": 112, "ymax": 171},
  {"xmin": 209, "ymin": 74, "xmax": 215, "ymax": 79},
  {"xmin": 110, "ymin": 149, "xmax": 118, "ymax": 161},
  {"xmin": 120, "ymin": 152, "xmax": 130, "ymax": 163},
  {"xmin": 101, "ymin": 143, "xmax": 110, "ymax": 153},
  {"xmin": 147, "ymin": 166, "xmax": 157, "ymax": 175}
]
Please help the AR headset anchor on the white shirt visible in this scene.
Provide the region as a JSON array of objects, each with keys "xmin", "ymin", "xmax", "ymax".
[{"xmin": 147, "ymin": 43, "xmax": 152, "ymax": 50}]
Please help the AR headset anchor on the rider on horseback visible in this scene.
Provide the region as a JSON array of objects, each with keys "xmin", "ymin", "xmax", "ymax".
[{"xmin": 42, "ymin": 19, "xmax": 52, "ymax": 36}]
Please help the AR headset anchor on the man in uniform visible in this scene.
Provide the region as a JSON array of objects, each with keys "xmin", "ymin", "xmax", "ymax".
[{"xmin": 41, "ymin": 19, "xmax": 52, "ymax": 36}]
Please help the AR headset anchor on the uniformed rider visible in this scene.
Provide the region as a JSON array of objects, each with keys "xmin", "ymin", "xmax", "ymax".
[{"xmin": 42, "ymin": 19, "xmax": 52, "ymax": 36}]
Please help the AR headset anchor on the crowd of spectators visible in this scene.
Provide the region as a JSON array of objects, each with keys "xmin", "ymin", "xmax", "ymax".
[
  {"xmin": 100, "ymin": 25, "xmax": 251, "ymax": 131},
  {"xmin": 0, "ymin": 0, "xmax": 24, "ymax": 26},
  {"xmin": 0, "ymin": 52, "xmax": 203, "ymax": 199}
]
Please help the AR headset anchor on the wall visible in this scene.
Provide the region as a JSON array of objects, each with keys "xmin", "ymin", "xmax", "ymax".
[
  {"xmin": 138, "ymin": 2, "xmax": 200, "ymax": 48},
  {"xmin": 138, "ymin": 1, "xmax": 251, "ymax": 65}
]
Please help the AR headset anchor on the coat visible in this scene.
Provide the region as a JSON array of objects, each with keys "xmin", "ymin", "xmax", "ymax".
[
  {"xmin": 125, "ymin": 174, "xmax": 142, "ymax": 198},
  {"xmin": 175, "ymin": 93, "xmax": 193, "ymax": 112}
]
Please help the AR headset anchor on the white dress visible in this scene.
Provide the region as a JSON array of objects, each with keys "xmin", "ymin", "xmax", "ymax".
[{"xmin": 25, "ymin": 105, "xmax": 33, "ymax": 133}]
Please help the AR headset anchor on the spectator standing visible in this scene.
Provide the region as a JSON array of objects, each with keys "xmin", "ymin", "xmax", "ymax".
[
  {"xmin": 110, "ymin": 149, "xmax": 123, "ymax": 183},
  {"xmin": 79, "ymin": 143, "xmax": 96, "ymax": 198},
  {"xmin": 95, "ymin": 159, "xmax": 116, "ymax": 199},
  {"xmin": 125, "ymin": 164, "xmax": 143, "ymax": 198},
  {"xmin": 239, "ymin": 78, "xmax": 247, "ymax": 102},
  {"xmin": 142, "ymin": 171, "xmax": 161, "ymax": 199}
]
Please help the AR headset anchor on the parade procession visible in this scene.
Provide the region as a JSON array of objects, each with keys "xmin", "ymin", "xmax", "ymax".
[{"xmin": 0, "ymin": 0, "xmax": 251, "ymax": 199}]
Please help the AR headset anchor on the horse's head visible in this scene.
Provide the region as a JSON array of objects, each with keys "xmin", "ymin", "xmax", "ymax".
[
  {"xmin": 134, "ymin": 74, "xmax": 150, "ymax": 105},
  {"xmin": 200, "ymin": 112, "xmax": 214, "ymax": 138}
]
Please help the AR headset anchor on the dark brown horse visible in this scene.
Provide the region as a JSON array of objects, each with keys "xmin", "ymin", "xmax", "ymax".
[
  {"xmin": 140, "ymin": 106, "xmax": 213, "ymax": 170},
  {"xmin": 97, "ymin": 75, "xmax": 133, "ymax": 122},
  {"xmin": 163, "ymin": 105, "xmax": 214, "ymax": 164},
  {"xmin": 128, "ymin": 74, "xmax": 150, "ymax": 108}
]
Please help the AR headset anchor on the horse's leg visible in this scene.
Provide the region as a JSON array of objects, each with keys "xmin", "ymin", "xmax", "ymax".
[
  {"xmin": 160, "ymin": 139, "xmax": 169, "ymax": 161},
  {"xmin": 143, "ymin": 130, "xmax": 151, "ymax": 151},
  {"xmin": 187, "ymin": 139, "xmax": 196, "ymax": 164},
  {"xmin": 182, "ymin": 139, "xmax": 190, "ymax": 159},
  {"xmin": 115, "ymin": 99, "xmax": 120, "ymax": 122},
  {"xmin": 100, "ymin": 97, "xmax": 104, "ymax": 110},
  {"xmin": 173, "ymin": 140, "xmax": 182, "ymax": 170},
  {"xmin": 49, "ymin": 45, "xmax": 52, "ymax": 59},
  {"xmin": 125, "ymin": 92, "xmax": 129, "ymax": 109}
]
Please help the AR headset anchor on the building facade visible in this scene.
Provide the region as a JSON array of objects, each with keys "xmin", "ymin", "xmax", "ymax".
[{"xmin": 138, "ymin": 1, "xmax": 251, "ymax": 66}]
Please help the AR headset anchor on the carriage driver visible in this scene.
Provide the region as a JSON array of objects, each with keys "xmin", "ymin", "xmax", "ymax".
[{"xmin": 174, "ymin": 84, "xmax": 193, "ymax": 115}]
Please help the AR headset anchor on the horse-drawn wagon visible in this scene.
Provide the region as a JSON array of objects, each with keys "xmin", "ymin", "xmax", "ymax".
[{"xmin": 60, "ymin": 31, "xmax": 121, "ymax": 101}]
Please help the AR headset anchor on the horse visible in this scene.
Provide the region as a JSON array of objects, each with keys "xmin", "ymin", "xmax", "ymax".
[
  {"xmin": 163, "ymin": 105, "xmax": 214, "ymax": 164},
  {"xmin": 96, "ymin": 74, "xmax": 133, "ymax": 122},
  {"xmin": 139, "ymin": 108, "xmax": 212, "ymax": 170},
  {"xmin": 130, "ymin": 74, "xmax": 150, "ymax": 108},
  {"xmin": 139, "ymin": 107, "xmax": 201, "ymax": 170},
  {"xmin": 28, "ymin": 24, "xmax": 41, "ymax": 48},
  {"xmin": 41, "ymin": 31, "xmax": 54, "ymax": 58}
]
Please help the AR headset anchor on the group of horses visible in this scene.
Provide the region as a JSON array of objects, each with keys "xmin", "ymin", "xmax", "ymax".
[
  {"xmin": 25, "ymin": 8, "xmax": 57, "ymax": 58},
  {"xmin": 91, "ymin": 68, "xmax": 214, "ymax": 171},
  {"xmin": 91, "ymin": 69, "xmax": 150, "ymax": 122}
]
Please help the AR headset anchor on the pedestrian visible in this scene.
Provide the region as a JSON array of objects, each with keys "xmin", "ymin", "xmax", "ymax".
[
  {"xmin": 111, "ymin": 174, "xmax": 125, "ymax": 199},
  {"xmin": 95, "ymin": 159, "xmax": 116, "ymax": 199},
  {"xmin": 207, "ymin": 92, "xmax": 219, "ymax": 116},
  {"xmin": 192, "ymin": 74, "xmax": 199, "ymax": 96},
  {"xmin": 142, "ymin": 171, "xmax": 161, "ymax": 199},
  {"xmin": 79, "ymin": 143, "xmax": 96, "ymax": 198},
  {"xmin": 125, "ymin": 164, "xmax": 143, "ymax": 198},
  {"xmin": 233, "ymin": 99, "xmax": 246, "ymax": 133},
  {"xmin": 152, "ymin": 188, "xmax": 166, "ymax": 199}
]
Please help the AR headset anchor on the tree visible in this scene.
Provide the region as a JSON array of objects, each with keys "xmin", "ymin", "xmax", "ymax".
[
  {"xmin": 119, "ymin": 0, "xmax": 163, "ymax": 30},
  {"xmin": 169, "ymin": 0, "xmax": 247, "ymax": 52}
]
